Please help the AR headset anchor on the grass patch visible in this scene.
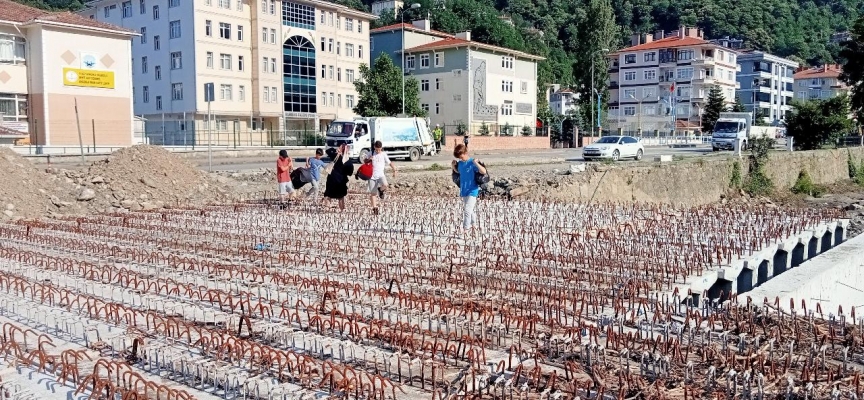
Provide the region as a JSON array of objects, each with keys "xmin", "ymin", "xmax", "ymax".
[
  {"xmin": 791, "ymin": 170, "xmax": 825, "ymax": 197},
  {"xmin": 729, "ymin": 160, "xmax": 742, "ymax": 189},
  {"xmin": 428, "ymin": 163, "xmax": 445, "ymax": 171}
]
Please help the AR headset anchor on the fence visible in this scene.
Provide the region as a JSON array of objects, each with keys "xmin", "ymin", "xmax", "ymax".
[{"xmin": 141, "ymin": 128, "xmax": 327, "ymax": 148}]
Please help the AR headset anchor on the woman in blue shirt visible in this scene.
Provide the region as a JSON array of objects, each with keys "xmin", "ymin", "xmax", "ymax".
[{"xmin": 451, "ymin": 143, "xmax": 487, "ymax": 231}]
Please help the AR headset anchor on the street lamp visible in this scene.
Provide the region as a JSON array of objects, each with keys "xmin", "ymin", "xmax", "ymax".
[
  {"xmin": 628, "ymin": 93, "xmax": 658, "ymax": 135},
  {"xmin": 401, "ymin": 3, "xmax": 422, "ymax": 115},
  {"xmin": 590, "ymin": 48, "xmax": 610, "ymax": 136}
]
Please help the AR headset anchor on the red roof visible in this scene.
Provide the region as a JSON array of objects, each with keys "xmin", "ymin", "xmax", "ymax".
[
  {"xmin": 613, "ymin": 36, "xmax": 709, "ymax": 54},
  {"xmin": 404, "ymin": 37, "xmax": 545, "ymax": 60},
  {"xmin": 370, "ymin": 23, "xmax": 454, "ymax": 39},
  {"xmin": 793, "ymin": 65, "xmax": 843, "ymax": 80},
  {"xmin": 0, "ymin": 0, "xmax": 134, "ymax": 34}
]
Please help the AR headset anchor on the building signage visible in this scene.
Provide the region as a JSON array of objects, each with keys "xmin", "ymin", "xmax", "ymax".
[
  {"xmin": 284, "ymin": 112, "xmax": 316, "ymax": 118},
  {"xmin": 63, "ymin": 68, "xmax": 115, "ymax": 89}
]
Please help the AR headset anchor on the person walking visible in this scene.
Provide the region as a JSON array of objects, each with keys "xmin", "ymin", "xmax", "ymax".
[
  {"xmin": 463, "ymin": 132, "xmax": 470, "ymax": 151},
  {"xmin": 452, "ymin": 143, "xmax": 486, "ymax": 232},
  {"xmin": 276, "ymin": 149, "xmax": 296, "ymax": 204},
  {"xmin": 432, "ymin": 124, "xmax": 443, "ymax": 153},
  {"xmin": 323, "ymin": 144, "xmax": 353, "ymax": 210},
  {"xmin": 305, "ymin": 148, "xmax": 326, "ymax": 200},
  {"xmin": 367, "ymin": 140, "xmax": 396, "ymax": 215}
]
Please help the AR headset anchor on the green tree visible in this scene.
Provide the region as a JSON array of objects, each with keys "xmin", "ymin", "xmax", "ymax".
[
  {"xmin": 479, "ymin": 122, "xmax": 490, "ymax": 136},
  {"xmin": 521, "ymin": 125, "xmax": 533, "ymax": 136},
  {"xmin": 731, "ymin": 97, "xmax": 747, "ymax": 112},
  {"xmin": 754, "ymin": 110, "xmax": 768, "ymax": 126},
  {"xmin": 786, "ymin": 96, "xmax": 854, "ymax": 150},
  {"xmin": 702, "ymin": 86, "xmax": 726, "ymax": 132},
  {"xmin": 575, "ymin": 0, "xmax": 617, "ymax": 134},
  {"xmin": 840, "ymin": 16, "xmax": 864, "ymax": 125},
  {"xmin": 352, "ymin": 54, "xmax": 426, "ymax": 118}
]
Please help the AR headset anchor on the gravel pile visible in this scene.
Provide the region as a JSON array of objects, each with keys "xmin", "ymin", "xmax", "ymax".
[{"xmin": 0, "ymin": 147, "xmax": 82, "ymax": 220}]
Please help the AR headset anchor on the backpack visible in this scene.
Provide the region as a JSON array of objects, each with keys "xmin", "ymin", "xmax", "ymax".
[{"xmin": 356, "ymin": 162, "xmax": 373, "ymax": 181}]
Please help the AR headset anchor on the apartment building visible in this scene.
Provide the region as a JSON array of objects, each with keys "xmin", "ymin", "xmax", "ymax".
[
  {"xmin": 736, "ymin": 51, "xmax": 797, "ymax": 124},
  {"xmin": 607, "ymin": 26, "xmax": 740, "ymax": 133},
  {"xmin": 81, "ymin": 0, "xmax": 375, "ymax": 145},
  {"xmin": 549, "ymin": 88, "xmax": 579, "ymax": 116},
  {"xmin": 0, "ymin": 0, "xmax": 135, "ymax": 146},
  {"xmin": 793, "ymin": 64, "xmax": 850, "ymax": 102},
  {"xmin": 370, "ymin": 20, "xmax": 544, "ymax": 135},
  {"xmin": 371, "ymin": 0, "xmax": 403, "ymax": 18}
]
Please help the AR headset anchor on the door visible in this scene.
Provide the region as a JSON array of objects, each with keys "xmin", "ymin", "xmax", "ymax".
[{"xmin": 619, "ymin": 136, "xmax": 637, "ymax": 157}]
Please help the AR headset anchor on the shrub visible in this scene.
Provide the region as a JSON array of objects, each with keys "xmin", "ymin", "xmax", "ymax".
[
  {"xmin": 729, "ymin": 160, "xmax": 742, "ymax": 189},
  {"xmin": 521, "ymin": 125, "xmax": 533, "ymax": 136},
  {"xmin": 479, "ymin": 122, "xmax": 490, "ymax": 136},
  {"xmin": 848, "ymin": 150, "xmax": 858, "ymax": 179},
  {"xmin": 501, "ymin": 123, "xmax": 513, "ymax": 136},
  {"xmin": 743, "ymin": 136, "xmax": 775, "ymax": 196},
  {"xmin": 791, "ymin": 170, "xmax": 824, "ymax": 197}
]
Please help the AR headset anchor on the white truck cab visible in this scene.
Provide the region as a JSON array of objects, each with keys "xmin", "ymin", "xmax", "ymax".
[{"xmin": 325, "ymin": 117, "xmax": 435, "ymax": 161}]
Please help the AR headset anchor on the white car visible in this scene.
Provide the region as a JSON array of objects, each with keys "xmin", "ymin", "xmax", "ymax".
[{"xmin": 582, "ymin": 135, "xmax": 644, "ymax": 161}]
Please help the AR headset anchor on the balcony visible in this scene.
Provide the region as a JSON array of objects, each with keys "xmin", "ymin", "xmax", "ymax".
[
  {"xmin": 609, "ymin": 81, "xmax": 619, "ymax": 89},
  {"xmin": 691, "ymin": 75, "xmax": 714, "ymax": 84},
  {"xmin": 692, "ymin": 57, "xmax": 715, "ymax": 65}
]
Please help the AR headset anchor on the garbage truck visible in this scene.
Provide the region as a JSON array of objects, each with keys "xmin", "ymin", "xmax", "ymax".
[
  {"xmin": 324, "ymin": 117, "xmax": 436, "ymax": 161},
  {"xmin": 711, "ymin": 112, "xmax": 781, "ymax": 151}
]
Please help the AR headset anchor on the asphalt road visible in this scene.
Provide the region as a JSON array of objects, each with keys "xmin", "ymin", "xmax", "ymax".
[{"xmin": 201, "ymin": 145, "xmax": 717, "ymax": 171}]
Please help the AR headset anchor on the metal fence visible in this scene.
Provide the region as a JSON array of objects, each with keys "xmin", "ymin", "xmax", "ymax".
[{"xmin": 141, "ymin": 128, "xmax": 327, "ymax": 148}]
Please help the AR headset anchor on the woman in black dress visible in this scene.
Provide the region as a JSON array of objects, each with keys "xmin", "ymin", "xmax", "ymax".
[{"xmin": 323, "ymin": 144, "xmax": 353, "ymax": 210}]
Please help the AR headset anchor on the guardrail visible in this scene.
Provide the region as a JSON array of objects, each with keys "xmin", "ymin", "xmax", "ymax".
[{"xmin": 637, "ymin": 135, "xmax": 712, "ymax": 147}]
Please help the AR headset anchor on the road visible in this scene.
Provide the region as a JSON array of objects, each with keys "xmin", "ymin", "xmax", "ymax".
[{"xmin": 200, "ymin": 145, "xmax": 716, "ymax": 171}]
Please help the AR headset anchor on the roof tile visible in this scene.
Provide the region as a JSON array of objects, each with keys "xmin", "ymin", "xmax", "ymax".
[
  {"xmin": 793, "ymin": 65, "xmax": 843, "ymax": 80},
  {"xmin": 370, "ymin": 22, "xmax": 454, "ymax": 39},
  {"xmin": 613, "ymin": 36, "xmax": 709, "ymax": 53},
  {"xmin": 404, "ymin": 37, "xmax": 545, "ymax": 60},
  {"xmin": 0, "ymin": 0, "xmax": 134, "ymax": 34}
]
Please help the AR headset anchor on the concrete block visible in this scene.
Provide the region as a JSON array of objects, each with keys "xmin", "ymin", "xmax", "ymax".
[
  {"xmin": 569, "ymin": 163, "xmax": 586, "ymax": 173},
  {"xmin": 654, "ymin": 155, "xmax": 673, "ymax": 162}
]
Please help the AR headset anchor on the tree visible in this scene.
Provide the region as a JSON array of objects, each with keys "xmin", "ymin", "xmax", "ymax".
[
  {"xmin": 731, "ymin": 97, "xmax": 747, "ymax": 112},
  {"xmin": 840, "ymin": 16, "xmax": 864, "ymax": 125},
  {"xmin": 352, "ymin": 54, "xmax": 425, "ymax": 118},
  {"xmin": 786, "ymin": 96, "xmax": 854, "ymax": 150},
  {"xmin": 754, "ymin": 109, "xmax": 768, "ymax": 126},
  {"xmin": 702, "ymin": 86, "xmax": 726, "ymax": 132},
  {"xmin": 479, "ymin": 122, "xmax": 491, "ymax": 136},
  {"xmin": 501, "ymin": 122, "xmax": 514, "ymax": 136},
  {"xmin": 574, "ymin": 0, "xmax": 617, "ymax": 135},
  {"xmin": 521, "ymin": 125, "xmax": 533, "ymax": 136}
]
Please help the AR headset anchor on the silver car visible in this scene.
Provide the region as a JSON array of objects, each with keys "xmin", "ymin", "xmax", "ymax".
[{"xmin": 582, "ymin": 135, "xmax": 645, "ymax": 161}]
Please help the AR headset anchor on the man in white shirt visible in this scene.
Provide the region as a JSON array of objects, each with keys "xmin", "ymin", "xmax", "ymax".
[{"xmin": 367, "ymin": 140, "xmax": 397, "ymax": 215}]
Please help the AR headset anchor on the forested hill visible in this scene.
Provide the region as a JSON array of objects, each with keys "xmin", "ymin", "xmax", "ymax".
[{"xmin": 17, "ymin": 0, "xmax": 860, "ymax": 102}]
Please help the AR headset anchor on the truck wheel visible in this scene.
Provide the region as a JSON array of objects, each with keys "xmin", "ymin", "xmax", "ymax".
[
  {"xmin": 409, "ymin": 147, "xmax": 421, "ymax": 162},
  {"xmin": 359, "ymin": 148, "xmax": 370, "ymax": 161}
]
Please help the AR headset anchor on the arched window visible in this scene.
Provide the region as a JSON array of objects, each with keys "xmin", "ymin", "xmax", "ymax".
[{"xmin": 282, "ymin": 35, "xmax": 316, "ymax": 114}]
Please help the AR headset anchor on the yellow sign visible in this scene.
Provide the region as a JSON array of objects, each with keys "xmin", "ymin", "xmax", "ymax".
[{"xmin": 62, "ymin": 68, "xmax": 115, "ymax": 89}]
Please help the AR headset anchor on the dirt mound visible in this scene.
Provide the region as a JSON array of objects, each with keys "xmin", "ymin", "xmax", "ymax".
[
  {"xmin": 72, "ymin": 145, "xmax": 235, "ymax": 211},
  {"xmin": 0, "ymin": 147, "xmax": 82, "ymax": 220}
]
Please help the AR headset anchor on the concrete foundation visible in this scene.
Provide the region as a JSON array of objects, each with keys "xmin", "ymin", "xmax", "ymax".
[
  {"xmin": 741, "ymin": 228, "xmax": 864, "ymax": 312},
  {"xmin": 671, "ymin": 220, "xmax": 849, "ymax": 301}
]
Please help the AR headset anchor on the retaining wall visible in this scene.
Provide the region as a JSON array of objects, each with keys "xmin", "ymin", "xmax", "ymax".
[{"xmin": 443, "ymin": 136, "xmax": 550, "ymax": 152}]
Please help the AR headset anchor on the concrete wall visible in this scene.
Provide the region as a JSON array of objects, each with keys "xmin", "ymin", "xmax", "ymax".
[{"xmin": 441, "ymin": 135, "xmax": 549, "ymax": 151}]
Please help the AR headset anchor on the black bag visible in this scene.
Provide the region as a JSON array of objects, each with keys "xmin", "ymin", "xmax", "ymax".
[
  {"xmin": 451, "ymin": 171, "xmax": 460, "ymax": 187},
  {"xmin": 475, "ymin": 161, "xmax": 490, "ymax": 186},
  {"xmin": 290, "ymin": 168, "xmax": 311, "ymax": 189}
]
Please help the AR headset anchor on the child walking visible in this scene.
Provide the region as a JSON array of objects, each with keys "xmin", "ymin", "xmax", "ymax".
[{"xmin": 451, "ymin": 144, "xmax": 486, "ymax": 232}]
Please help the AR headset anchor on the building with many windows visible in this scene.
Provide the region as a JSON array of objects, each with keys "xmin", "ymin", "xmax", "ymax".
[
  {"xmin": 606, "ymin": 26, "xmax": 740, "ymax": 133},
  {"xmin": 0, "ymin": 0, "xmax": 135, "ymax": 146},
  {"xmin": 548, "ymin": 87, "xmax": 579, "ymax": 116},
  {"xmin": 370, "ymin": 0, "xmax": 403, "ymax": 18},
  {"xmin": 735, "ymin": 50, "xmax": 797, "ymax": 125},
  {"xmin": 81, "ymin": 0, "xmax": 375, "ymax": 145},
  {"xmin": 370, "ymin": 20, "xmax": 544, "ymax": 135},
  {"xmin": 793, "ymin": 64, "xmax": 850, "ymax": 102}
]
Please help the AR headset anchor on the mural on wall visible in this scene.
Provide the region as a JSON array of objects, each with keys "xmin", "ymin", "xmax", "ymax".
[{"xmin": 471, "ymin": 58, "xmax": 498, "ymax": 121}]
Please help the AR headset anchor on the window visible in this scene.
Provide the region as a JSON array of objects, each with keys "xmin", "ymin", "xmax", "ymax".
[
  {"xmin": 420, "ymin": 54, "xmax": 430, "ymax": 68},
  {"xmin": 346, "ymin": 69, "xmax": 354, "ymax": 82},
  {"xmin": 239, "ymin": 86, "xmax": 245, "ymax": 101},
  {"xmin": 328, "ymin": 38, "xmax": 333, "ymax": 53},
  {"xmin": 142, "ymin": 86, "xmax": 149, "ymax": 103},
  {"xmin": 421, "ymin": 79, "xmax": 429, "ymax": 91},
  {"xmin": 321, "ymin": 91, "xmax": 327, "ymax": 105},
  {"xmin": 282, "ymin": 1, "xmax": 316, "ymax": 30},
  {"xmin": 219, "ymin": 54, "xmax": 232, "ymax": 70},
  {"xmin": 328, "ymin": 12, "xmax": 333, "ymax": 25},
  {"xmin": 0, "ymin": 93, "xmax": 28, "ymax": 122},
  {"xmin": 623, "ymin": 106, "xmax": 636, "ymax": 116},
  {"xmin": 337, "ymin": 68, "xmax": 341, "ymax": 81},
  {"xmin": 346, "ymin": 18, "xmax": 354, "ymax": 31},
  {"xmin": 644, "ymin": 52, "xmax": 656, "ymax": 62},
  {"xmin": 643, "ymin": 104, "xmax": 656, "ymax": 115},
  {"xmin": 501, "ymin": 103, "xmax": 513, "ymax": 115},
  {"xmin": 329, "ymin": 93, "xmax": 334, "ymax": 107},
  {"xmin": 122, "ymin": 1, "xmax": 132, "ymax": 18},
  {"xmin": 262, "ymin": 28, "xmax": 268, "ymax": 43},
  {"xmin": 218, "ymin": 0, "xmax": 229, "ymax": 7},
  {"xmin": 269, "ymin": 58, "xmax": 276, "ymax": 73},
  {"xmin": 320, "ymin": 10, "xmax": 325, "ymax": 23},
  {"xmin": 237, "ymin": 26, "xmax": 244, "ymax": 41},
  {"xmin": 328, "ymin": 66, "xmax": 333, "ymax": 79},
  {"xmin": 270, "ymin": 29, "xmax": 276, "ymax": 44},
  {"xmin": 204, "ymin": 21, "xmax": 213, "ymax": 37},
  {"xmin": 623, "ymin": 89, "xmax": 635, "ymax": 99},
  {"xmin": 269, "ymin": 0, "xmax": 275, "ymax": 14},
  {"xmin": 346, "ymin": 94, "xmax": 355, "ymax": 109},
  {"xmin": 283, "ymin": 35, "xmax": 317, "ymax": 113},
  {"xmin": 153, "ymin": 35, "xmax": 160, "ymax": 50},
  {"xmin": 358, "ymin": 45, "xmax": 363, "ymax": 59},
  {"xmin": 434, "ymin": 53, "xmax": 443, "ymax": 67},
  {"xmin": 141, "ymin": 56, "xmax": 148, "ymax": 73},
  {"xmin": 152, "ymin": 5, "xmax": 159, "ymax": 19},
  {"xmin": 264, "ymin": 87, "xmax": 270, "ymax": 103},
  {"xmin": 435, "ymin": 103, "xmax": 440, "ymax": 114},
  {"xmin": 320, "ymin": 65, "xmax": 326, "ymax": 78},
  {"xmin": 140, "ymin": 27, "xmax": 147, "ymax": 44},
  {"xmin": 206, "ymin": 52, "xmax": 213, "ymax": 68},
  {"xmin": 623, "ymin": 71, "xmax": 636, "ymax": 81},
  {"xmin": 103, "ymin": 4, "xmax": 114, "ymax": 18},
  {"xmin": 139, "ymin": 0, "xmax": 145, "ymax": 14},
  {"xmin": 336, "ymin": 42, "xmax": 341, "ymax": 56},
  {"xmin": 501, "ymin": 80, "xmax": 513, "ymax": 92},
  {"xmin": 154, "ymin": 65, "xmax": 161, "ymax": 80},
  {"xmin": 219, "ymin": 23, "xmax": 231, "ymax": 39},
  {"xmin": 676, "ymin": 67, "xmax": 693, "ymax": 80},
  {"xmin": 238, "ymin": 55, "xmax": 245, "ymax": 71},
  {"xmin": 358, "ymin": 21, "xmax": 362, "ymax": 33},
  {"xmin": 206, "ymin": 0, "xmax": 211, "ymax": 5},
  {"xmin": 170, "ymin": 52, "xmax": 182, "ymax": 70},
  {"xmin": 642, "ymin": 87, "xmax": 655, "ymax": 98},
  {"xmin": 677, "ymin": 49, "xmax": 694, "ymax": 61},
  {"xmin": 420, "ymin": 103, "xmax": 429, "ymax": 112},
  {"xmin": 501, "ymin": 56, "xmax": 513, "ymax": 69},
  {"xmin": 435, "ymin": 78, "xmax": 440, "ymax": 90},
  {"xmin": 169, "ymin": 20, "xmax": 181, "ymax": 38},
  {"xmin": 171, "ymin": 83, "xmax": 183, "ymax": 100},
  {"xmin": 155, "ymin": 96, "xmax": 162, "ymax": 110},
  {"xmin": 453, "ymin": 94, "xmax": 462, "ymax": 101},
  {"xmin": 797, "ymin": 91, "xmax": 807, "ymax": 98},
  {"xmin": 406, "ymin": 55, "xmax": 415, "ymax": 69},
  {"xmin": 337, "ymin": 94, "xmax": 341, "ymax": 107},
  {"xmin": 624, "ymin": 54, "xmax": 636, "ymax": 64},
  {"xmin": 220, "ymin": 84, "xmax": 233, "ymax": 100},
  {"xmin": 237, "ymin": 0, "xmax": 243, "ymax": 10},
  {"xmin": 643, "ymin": 70, "xmax": 656, "ymax": 80},
  {"xmin": 320, "ymin": 37, "xmax": 325, "ymax": 51},
  {"xmin": 0, "ymin": 35, "xmax": 26, "ymax": 64},
  {"xmin": 345, "ymin": 43, "xmax": 354, "ymax": 57},
  {"xmin": 520, "ymin": 81, "xmax": 528, "ymax": 94}
]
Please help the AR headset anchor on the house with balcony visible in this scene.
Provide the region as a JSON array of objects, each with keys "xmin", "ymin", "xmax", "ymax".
[
  {"xmin": 793, "ymin": 64, "xmax": 849, "ymax": 102},
  {"xmin": 736, "ymin": 50, "xmax": 797, "ymax": 125},
  {"xmin": 549, "ymin": 87, "xmax": 579, "ymax": 116},
  {"xmin": 606, "ymin": 26, "xmax": 740, "ymax": 133}
]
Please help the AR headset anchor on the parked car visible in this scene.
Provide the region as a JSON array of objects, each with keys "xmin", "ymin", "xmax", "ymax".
[{"xmin": 582, "ymin": 135, "xmax": 644, "ymax": 161}]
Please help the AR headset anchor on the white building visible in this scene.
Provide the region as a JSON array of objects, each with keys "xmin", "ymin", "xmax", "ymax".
[
  {"xmin": 81, "ymin": 0, "xmax": 376, "ymax": 145},
  {"xmin": 736, "ymin": 50, "xmax": 797, "ymax": 125},
  {"xmin": 549, "ymin": 88, "xmax": 578, "ymax": 116},
  {"xmin": 793, "ymin": 64, "xmax": 850, "ymax": 102},
  {"xmin": 370, "ymin": 0, "xmax": 402, "ymax": 18},
  {"xmin": 607, "ymin": 26, "xmax": 741, "ymax": 133}
]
